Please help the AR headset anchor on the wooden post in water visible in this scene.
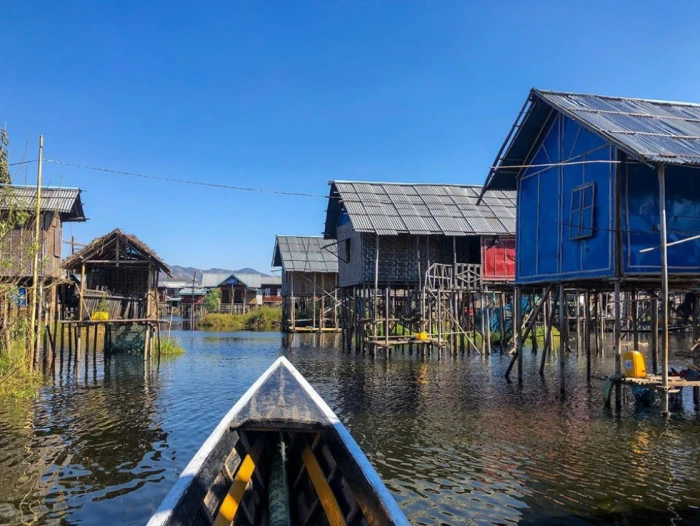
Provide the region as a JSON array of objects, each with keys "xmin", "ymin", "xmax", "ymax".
[
  {"xmin": 585, "ymin": 290, "xmax": 591, "ymax": 383},
  {"xmin": 632, "ymin": 289, "xmax": 639, "ymax": 351},
  {"xmin": 484, "ymin": 289, "xmax": 492, "ymax": 355},
  {"xmin": 614, "ymin": 280, "xmax": 622, "ymax": 412},
  {"xmin": 514, "ymin": 286, "xmax": 522, "ymax": 382},
  {"xmin": 650, "ymin": 294, "xmax": 658, "ymax": 375},
  {"xmin": 658, "ymin": 163, "xmax": 670, "ymax": 416},
  {"xmin": 559, "ymin": 284, "xmax": 566, "ymax": 393}
]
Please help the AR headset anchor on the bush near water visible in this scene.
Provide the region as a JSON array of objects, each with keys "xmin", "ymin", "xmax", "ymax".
[{"xmin": 198, "ymin": 307, "xmax": 282, "ymax": 331}]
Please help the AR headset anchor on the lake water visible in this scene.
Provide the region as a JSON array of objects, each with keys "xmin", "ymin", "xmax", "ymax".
[{"xmin": 1, "ymin": 331, "xmax": 700, "ymax": 525}]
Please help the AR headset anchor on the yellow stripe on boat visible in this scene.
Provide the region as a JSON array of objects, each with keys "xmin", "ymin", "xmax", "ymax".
[
  {"xmin": 214, "ymin": 440, "xmax": 264, "ymax": 526},
  {"xmin": 302, "ymin": 445, "xmax": 346, "ymax": 526}
]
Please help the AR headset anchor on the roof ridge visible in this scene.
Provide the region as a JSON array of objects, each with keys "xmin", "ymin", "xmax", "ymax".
[
  {"xmin": 534, "ymin": 88, "xmax": 700, "ymax": 108},
  {"xmin": 330, "ymin": 180, "xmax": 484, "ymax": 188}
]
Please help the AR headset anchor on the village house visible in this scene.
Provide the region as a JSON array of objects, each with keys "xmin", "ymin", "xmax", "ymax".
[
  {"xmin": 272, "ymin": 235, "xmax": 339, "ymax": 332},
  {"xmin": 62, "ymin": 229, "xmax": 171, "ymax": 321},
  {"xmin": 480, "ymin": 88, "xmax": 700, "ymax": 405},
  {"xmin": 200, "ymin": 272, "xmax": 282, "ymax": 313},
  {"xmin": 323, "ymin": 180, "xmax": 516, "ymax": 351},
  {"xmin": 0, "ymin": 185, "xmax": 85, "ymax": 284}
]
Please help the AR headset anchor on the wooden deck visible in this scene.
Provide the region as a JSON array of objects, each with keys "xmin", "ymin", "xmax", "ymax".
[{"xmin": 620, "ymin": 374, "xmax": 700, "ymax": 390}]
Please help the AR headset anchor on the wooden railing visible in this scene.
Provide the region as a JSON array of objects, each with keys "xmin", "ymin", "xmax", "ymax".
[{"xmin": 424, "ymin": 263, "xmax": 481, "ymax": 291}]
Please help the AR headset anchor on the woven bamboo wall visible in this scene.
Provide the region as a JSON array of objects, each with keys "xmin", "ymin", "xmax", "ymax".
[{"xmin": 0, "ymin": 211, "xmax": 62, "ymax": 280}]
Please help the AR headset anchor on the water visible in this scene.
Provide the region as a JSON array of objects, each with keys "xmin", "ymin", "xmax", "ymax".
[{"xmin": 1, "ymin": 331, "xmax": 700, "ymax": 525}]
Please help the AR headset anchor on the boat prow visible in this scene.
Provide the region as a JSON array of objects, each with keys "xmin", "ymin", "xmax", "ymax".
[{"xmin": 149, "ymin": 356, "xmax": 408, "ymax": 526}]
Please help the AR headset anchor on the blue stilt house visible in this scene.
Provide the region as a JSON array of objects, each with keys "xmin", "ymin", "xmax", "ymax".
[{"xmin": 480, "ymin": 89, "xmax": 700, "ymax": 287}]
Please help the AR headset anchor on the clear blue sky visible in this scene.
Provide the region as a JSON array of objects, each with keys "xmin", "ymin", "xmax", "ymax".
[{"xmin": 3, "ymin": 1, "xmax": 700, "ymax": 272}]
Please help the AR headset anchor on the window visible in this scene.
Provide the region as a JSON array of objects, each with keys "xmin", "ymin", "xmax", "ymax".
[
  {"xmin": 264, "ymin": 288, "xmax": 271, "ymax": 297},
  {"xmin": 344, "ymin": 238, "xmax": 351, "ymax": 263},
  {"xmin": 569, "ymin": 182, "xmax": 595, "ymax": 239}
]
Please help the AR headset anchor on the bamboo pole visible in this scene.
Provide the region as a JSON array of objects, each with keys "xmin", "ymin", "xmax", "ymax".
[
  {"xmin": 559, "ymin": 285, "xmax": 566, "ymax": 393},
  {"xmin": 614, "ymin": 280, "xmax": 622, "ymax": 412},
  {"xmin": 29, "ymin": 135, "xmax": 44, "ymax": 370},
  {"xmin": 585, "ymin": 290, "xmax": 591, "ymax": 382},
  {"xmin": 656, "ymin": 164, "xmax": 671, "ymax": 415}
]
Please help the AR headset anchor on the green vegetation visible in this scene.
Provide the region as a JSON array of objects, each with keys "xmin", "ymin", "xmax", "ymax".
[
  {"xmin": 0, "ymin": 328, "xmax": 43, "ymax": 399},
  {"xmin": 160, "ymin": 336, "xmax": 185, "ymax": 355},
  {"xmin": 199, "ymin": 306, "xmax": 282, "ymax": 331},
  {"xmin": 202, "ymin": 289, "xmax": 221, "ymax": 313}
]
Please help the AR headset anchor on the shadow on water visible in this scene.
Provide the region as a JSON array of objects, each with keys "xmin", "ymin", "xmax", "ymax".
[{"xmin": 0, "ymin": 330, "xmax": 700, "ymax": 524}]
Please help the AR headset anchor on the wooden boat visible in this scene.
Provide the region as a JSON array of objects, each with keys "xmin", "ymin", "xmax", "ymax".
[{"xmin": 148, "ymin": 357, "xmax": 408, "ymax": 526}]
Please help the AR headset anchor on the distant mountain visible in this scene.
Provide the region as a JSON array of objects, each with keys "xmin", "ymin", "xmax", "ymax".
[{"xmin": 161, "ymin": 265, "xmax": 270, "ymax": 284}]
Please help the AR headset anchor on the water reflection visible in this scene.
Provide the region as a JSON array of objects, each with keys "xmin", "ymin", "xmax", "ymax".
[{"xmin": 0, "ymin": 331, "xmax": 699, "ymax": 524}]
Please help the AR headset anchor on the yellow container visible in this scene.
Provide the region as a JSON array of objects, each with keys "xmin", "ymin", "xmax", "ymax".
[
  {"xmin": 415, "ymin": 331, "xmax": 429, "ymax": 341},
  {"xmin": 91, "ymin": 311, "xmax": 109, "ymax": 321},
  {"xmin": 623, "ymin": 350, "xmax": 646, "ymax": 378}
]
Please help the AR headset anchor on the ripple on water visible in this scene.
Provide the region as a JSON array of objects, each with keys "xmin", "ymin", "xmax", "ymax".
[{"xmin": 1, "ymin": 331, "xmax": 700, "ymax": 524}]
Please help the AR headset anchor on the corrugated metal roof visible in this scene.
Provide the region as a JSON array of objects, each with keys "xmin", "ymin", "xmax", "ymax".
[
  {"xmin": 536, "ymin": 90, "xmax": 700, "ymax": 165},
  {"xmin": 324, "ymin": 182, "xmax": 516, "ymax": 238},
  {"xmin": 0, "ymin": 185, "xmax": 85, "ymax": 221},
  {"xmin": 272, "ymin": 236, "xmax": 339, "ymax": 273},
  {"xmin": 482, "ymin": 89, "xmax": 700, "ymax": 199}
]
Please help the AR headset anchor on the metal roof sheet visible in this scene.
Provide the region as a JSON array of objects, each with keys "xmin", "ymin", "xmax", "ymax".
[
  {"xmin": 272, "ymin": 236, "xmax": 339, "ymax": 273},
  {"xmin": 482, "ymin": 89, "xmax": 700, "ymax": 199},
  {"xmin": 0, "ymin": 185, "xmax": 85, "ymax": 221},
  {"xmin": 324, "ymin": 182, "xmax": 515, "ymax": 237}
]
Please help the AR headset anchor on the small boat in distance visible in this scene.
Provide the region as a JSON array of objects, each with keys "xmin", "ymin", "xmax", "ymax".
[{"xmin": 148, "ymin": 356, "xmax": 408, "ymax": 526}]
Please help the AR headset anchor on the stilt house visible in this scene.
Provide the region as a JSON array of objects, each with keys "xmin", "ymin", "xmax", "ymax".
[
  {"xmin": 200, "ymin": 272, "xmax": 282, "ymax": 313},
  {"xmin": 323, "ymin": 181, "xmax": 516, "ymax": 351},
  {"xmin": 324, "ymin": 181, "xmax": 516, "ymax": 289},
  {"xmin": 480, "ymin": 88, "xmax": 700, "ymax": 398},
  {"xmin": 271, "ymin": 235, "xmax": 339, "ymax": 331},
  {"xmin": 62, "ymin": 229, "xmax": 171, "ymax": 320},
  {"xmin": 481, "ymin": 89, "xmax": 700, "ymax": 287},
  {"xmin": 0, "ymin": 185, "xmax": 85, "ymax": 283}
]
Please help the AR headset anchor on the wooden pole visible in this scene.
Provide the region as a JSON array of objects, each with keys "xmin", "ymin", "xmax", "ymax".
[
  {"xmin": 515, "ymin": 286, "xmax": 523, "ymax": 382},
  {"xmin": 658, "ymin": 164, "xmax": 670, "ymax": 416},
  {"xmin": 559, "ymin": 284, "xmax": 566, "ymax": 393},
  {"xmin": 29, "ymin": 135, "xmax": 43, "ymax": 370},
  {"xmin": 614, "ymin": 280, "xmax": 622, "ymax": 412},
  {"xmin": 585, "ymin": 290, "xmax": 591, "ymax": 382},
  {"xmin": 484, "ymin": 289, "xmax": 492, "ymax": 355},
  {"xmin": 632, "ymin": 289, "xmax": 639, "ymax": 351},
  {"xmin": 651, "ymin": 294, "xmax": 659, "ymax": 374},
  {"xmin": 374, "ymin": 236, "xmax": 379, "ymax": 339}
]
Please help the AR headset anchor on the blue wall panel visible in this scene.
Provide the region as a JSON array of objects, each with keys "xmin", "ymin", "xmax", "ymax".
[
  {"xmin": 515, "ymin": 113, "xmax": 615, "ymax": 284},
  {"xmin": 623, "ymin": 164, "xmax": 700, "ymax": 275}
]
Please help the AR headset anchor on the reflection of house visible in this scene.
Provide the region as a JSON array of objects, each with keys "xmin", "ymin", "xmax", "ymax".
[
  {"xmin": 62, "ymin": 229, "xmax": 171, "ymax": 320},
  {"xmin": 0, "ymin": 185, "xmax": 85, "ymax": 283},
  {"xmin": 200, "ymin": 272, "xmax": 282, "ymax": 313},
  {"xmin": 272, "ymin": 235, "xmax": 339, "ymax": 331}
]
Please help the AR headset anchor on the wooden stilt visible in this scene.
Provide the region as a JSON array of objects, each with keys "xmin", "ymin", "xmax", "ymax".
[
  {"xmin": 559, "ymin": 284, "xmax": 566, "ymax": 394},
  {"xmin": 585, "ymin": 290, "xmax": 591, "ymax": 383},
  {"xmin": 651, "ymin": 295, "xmax": 659, "ymax": 375},
  {"xmin": 614, "ymin": 281, "xmax": 622, "ymax": 412},
  {"xmin": 516, "ymin": 287, "xmax": 523, "ymax": 382}
]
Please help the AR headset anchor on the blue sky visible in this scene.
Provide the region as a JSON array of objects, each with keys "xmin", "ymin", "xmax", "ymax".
[{"xmin": 3, "ymin": 1, "xmax": 700, "ymax": 272}]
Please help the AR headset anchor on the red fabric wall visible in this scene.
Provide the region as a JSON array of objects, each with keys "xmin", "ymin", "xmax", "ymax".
[{"xmin": 481, "ymin": 236, "xmax": 515, "ymax": 281}]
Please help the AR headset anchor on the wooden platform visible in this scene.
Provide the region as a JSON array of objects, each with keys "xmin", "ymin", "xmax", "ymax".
[
  {"xmin": 620, "ymin": 374, "xmax": 700, "ymax": 390},
  {"xmin": 61, "ymin": 318, "xmax": 168, "ymax": 326}
]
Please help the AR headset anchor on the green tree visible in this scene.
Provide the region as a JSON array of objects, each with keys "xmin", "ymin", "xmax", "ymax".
[{"xmin": 202, "ymin": 289, "xmax": 221, "ymax": 313}]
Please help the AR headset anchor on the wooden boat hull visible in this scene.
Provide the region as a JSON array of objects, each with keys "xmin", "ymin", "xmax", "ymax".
[{"xmin": 149, "ymin": 357, "xmax": 408, "ymax": 526}]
